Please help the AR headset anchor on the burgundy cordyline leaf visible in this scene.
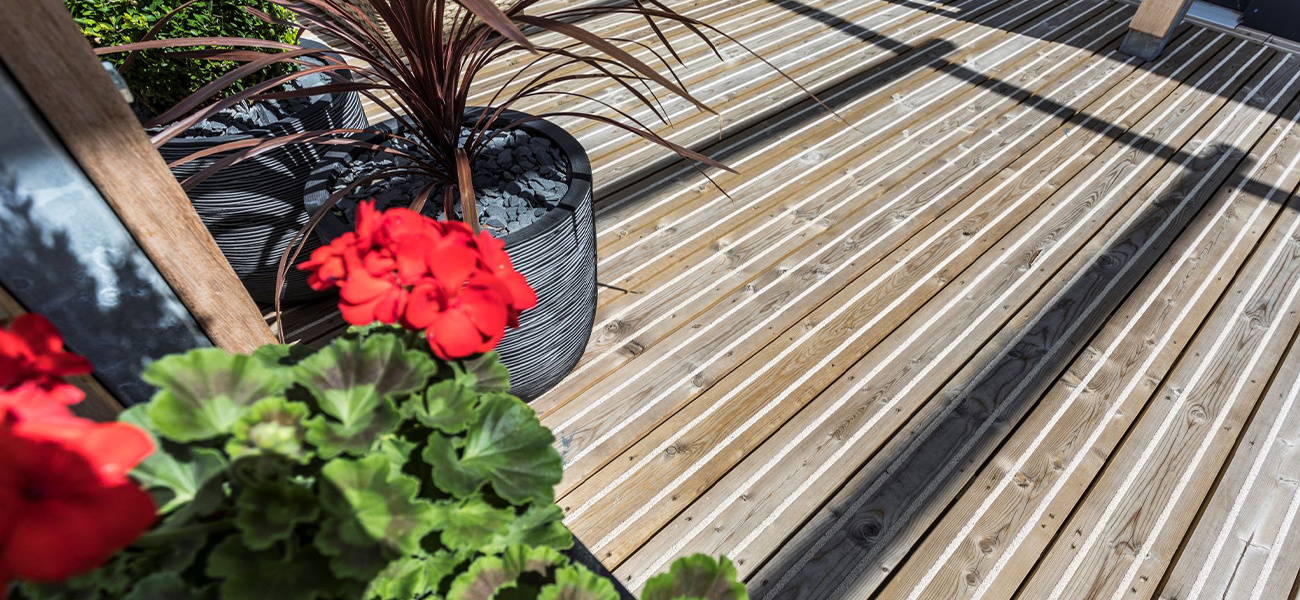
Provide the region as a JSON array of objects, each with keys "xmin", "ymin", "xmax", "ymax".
[{"xmin": 93, "ymin": 0, "xmax": 831, "ymax": 320}]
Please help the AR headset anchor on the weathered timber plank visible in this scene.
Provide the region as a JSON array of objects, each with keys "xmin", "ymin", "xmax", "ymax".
[
  {"xmin": 614, "ymin": 36, "xmax": 1276, "ymax": 595},
  {"xmin": 540, "ymin": 0, "xmax": 1122, "ymax": 496},
  {"xmin": 1016, "ymin": 54, "xmax": 1300, "ymax": 600},
  {"xmin": 1159, "ymin": 276, "xmax": 1300, "ymax": 600},
  {"xmin": 558, "ymin": 10, "xmax": 1177, "ymax": 568},
  {"xmin": 534, "ymin": 0, "xmax": 1105, "ymax": 418},
  {"xmin": 874, "ymin": 60, "xmax": 1300, "ymax": 600}
]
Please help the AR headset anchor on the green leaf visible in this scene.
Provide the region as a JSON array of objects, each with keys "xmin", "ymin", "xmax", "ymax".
[
  {"xmin": 143, "ymin": 348, "xmax": 291, "ymax": 442},
  {"xmin": 121, "ymin": 573, "xmax": 194, "ymax": 600},
  {"xmin": 252, "ymin": 343, "xmax": 315, "ymax": 367},
  {"xmin": 293, "ymin": 333, "xmax": 437, "ymax": 428},
  {"xmin": 313, "ymin": 516, "xmax": 393, "ymax": 581},
  {"xmin": 538, "ymin": 565, "xmax": 620, "ymax": 600},
  {"xmin": 423, "ymin": 395, "xmax": 562, "ymax": 505},
  {"xmin": 431, "ymin": 496, "xmax": 513, "ymax": 552},
  {"xmin": 640, "ymin": 555, "xmax": 748, "ymax": 600},
  {"xmin": 207, "ymin": 536, "xmax": 357, "ymax": 600},
  {"xmin": 122, "ymin": 406, "xmax": 228, "ymax": 514},
  {"xmin": 235, "ymin": 480, "xmax": 320, "ymax": 550},
  {"xmin": 305, "ymin": 398, "xmax": 402, "ymax": 458},
  {"xmin": 376, "ymin": 435, "xmax": 419, "ymax": 467},
  {"xmin": 461, "ymin": 352, "xmax": 510, "ymax": 392},
  {"xmin": 495, "ymin": 503, "xmax": 573, "ymax": 552},
  {"xmin": 227, "ymin": 397, "xmax": 312, "ymax": 463},
  {"xmin": 407, "ymin": 379, "xmax": 478, "ymax": 434},
  {"xmin": 447, "ymin": 545, "xmax": 566, "ymax": 600},
  {"xmin": 319, "ymin": 454, "xmax": 438, "ymax": 556},
  {"xmin": 365, "ymin": 549, "xmax": 465, "ymax": 600}
]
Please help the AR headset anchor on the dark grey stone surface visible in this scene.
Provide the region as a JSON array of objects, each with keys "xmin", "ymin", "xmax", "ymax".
[{"xmin": 0, "ymin": 65, "xmax": 212, "ymax": 406}]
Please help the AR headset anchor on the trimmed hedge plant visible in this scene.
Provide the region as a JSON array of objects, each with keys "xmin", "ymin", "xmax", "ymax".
[{"xmin": 65, "ymin": 0, "xmax": 300, "ymax": 112}]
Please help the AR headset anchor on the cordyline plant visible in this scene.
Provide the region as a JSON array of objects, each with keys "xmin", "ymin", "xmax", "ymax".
[
  {"xmin": 94, "ymin": 0, "xmax": 831, "ymax": 276},
  {"xmin": 6, "ymin": 206, "xmax": 749, "ymax": 600}
]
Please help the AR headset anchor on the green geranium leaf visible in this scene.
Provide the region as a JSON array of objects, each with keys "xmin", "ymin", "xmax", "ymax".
[
  {"xmin": 640, "ymin": 555, "xmax": 747, "ymax": 600},
  {"xmin": 407, "ymin": 379, "xmax": 478, "ymax": 434},
  {"xmin": 376, "ymin": 435, "xmax": 418, "ymax": 467},
  {"xmin": 227, "ymin": 397, "xmax": 312, "ymax": 463},
  {"xmin": 447, "ymin": 545, "xmax": 566, "ymax": 600},
  {"xmin": 319, "ymin": 454, "xmax": 438, "ymax": 556},
  {"xmin": 422, "ymin": 433, "xmax": 480, "ymax": 498},
  {"xmin": 314, "ymin": 517, "xmax": 392, "ymax": 581},
  {"xmin": 305, "ymin": 398, "xmax": 402, "ymax": 458},
  {"xmin": 235, "ymin": 480, "xmax": 320, "ymax": 550},
  {"xmin": 207, "ymin": 536, "xmax": 356, "ymax": 600},
  {"xmin": 252, "ymin": 343, "xmax": 315, "ymax": 367},
  {"xmin": 122, "ymin": 406, "xmax": 228, "ymax": 514},
  {"xmin": 294, "ymin": 334, "xmax": 436, "ymax": 428},
  {"xmin": 121, "ymin": 573, "xmax": 194, "ymax": 600},
  {"xmin": 461, "ymin": 352, "xmax": 510, "ymax": 392},
  {"xmin": 143, "ymin": 348, "xmax": 291, "ymax": 442},
  {"xmin": 432, "ymin": 495, "xmax": 512, "ymax": 552},
  {"xmin": 423, "ymin": 395, "xmax": 562, "ymax": 505},
  {"xmin": 538, "ymin": 565, "xmax": 620, "ymax": 600},
  {"xmin": 495, "ymin": 503, "xmax": 573, "ymax": 552},
  {"xmin": 365, "ymin": 549, "xmax": 465, "ymax": 600}
]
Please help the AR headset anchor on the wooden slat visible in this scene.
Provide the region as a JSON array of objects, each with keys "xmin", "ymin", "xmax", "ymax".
[
  {"xmin": 1160, "ymin": 298, "xmax": 1300, "ymax": 599},
  {"xmin": 870, "ymin": 58, "xmax": 1300, "ymax": 600},
  {"xmin": 1016, "ymin": 57, "xmax": 1300, "ymax": 600},
  {"xmin": 0, "ymin": 0, "xmax": 273, "ymax": 354},
  {"xmin": 614, "ymin": 35, "xmax": 1282, "ymax": 594},
  {"xmin": 537, "ymin": 0, "xmax": 1103, "ymax": 422},
  {"xmin": 560, "ymin": 4, "xmax": 1172, "ymax": 566},
  {"xmin": 542, "ymin": 0, "xmax": 1122, "ymax": 502}
]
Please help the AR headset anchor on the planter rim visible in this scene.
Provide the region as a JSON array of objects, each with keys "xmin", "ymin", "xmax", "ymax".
[
  {"xmin": 158, "ymin": 39, "xmax": 348, "ymax": 150},
  {"xmin": 301, "ymin": 107, "xmax": 594, "ymax": 247}
]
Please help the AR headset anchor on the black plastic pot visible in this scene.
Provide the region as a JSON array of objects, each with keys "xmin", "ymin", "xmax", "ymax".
[
  {"xmin": 303, "ymin": 110, "xmax": 597, "ymax": 401},
  {"xmin": 158, "ymin": 41, "xmax": 367, "ymax": 304}
]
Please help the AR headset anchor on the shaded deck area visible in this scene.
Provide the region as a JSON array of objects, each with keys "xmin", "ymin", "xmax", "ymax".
[{"xmin": 278, "ymin": 0, "xmax": 1300, "ymax": 596}]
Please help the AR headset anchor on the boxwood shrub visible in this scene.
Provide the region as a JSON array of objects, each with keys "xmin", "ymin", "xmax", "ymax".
[{"xmin": 64, "ymin": 0, "xmax": 300, "ymax": 113}]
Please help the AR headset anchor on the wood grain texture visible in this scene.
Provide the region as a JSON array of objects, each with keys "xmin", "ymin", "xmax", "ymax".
[
  {"xmin": 1017, "ymin": 55, "xmax": 1300, "ymax": 600},
  {"xmin": 616, "ymin": 34, "xmax": 1272, "ymax": 595},
  {"xmin": 1128, "ymin": 0, "xmax": 1195, "ymax": 38},
  {"xmin": 872, "ymin": 54, "xmax": 1300, "ymax": 600},
  {"xmin": 0, "ymin": 0, "xmax": 272, "ymax": 354}
]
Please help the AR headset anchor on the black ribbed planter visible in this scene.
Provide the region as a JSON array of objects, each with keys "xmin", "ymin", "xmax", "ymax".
[
  {"xmin": 158, "ymin": 41, "xmax": 367, "ymax": 304},
  {"xmin": 303, "ymin": 110, "xmax": 596, "ymax": 401}
]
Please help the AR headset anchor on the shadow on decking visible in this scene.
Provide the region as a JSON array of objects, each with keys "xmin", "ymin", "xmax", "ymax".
[
  {"xmin": 600, "ymin": 0, "xmax": 1297, "ymax": 217},
  {"xmin": 740, "ymin": 132, "xmax": 1300, "ymax": 597}
]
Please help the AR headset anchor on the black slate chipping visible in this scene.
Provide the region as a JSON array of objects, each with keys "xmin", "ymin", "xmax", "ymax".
[{"xmin": 329, "ymin": 125, "xmax": 570, "ymax": 236}]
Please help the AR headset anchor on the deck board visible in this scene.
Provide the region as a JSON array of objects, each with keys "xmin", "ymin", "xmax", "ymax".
[{"xmin": 276, "ymin": 0, "xmax": 1300, "ymax": 597}]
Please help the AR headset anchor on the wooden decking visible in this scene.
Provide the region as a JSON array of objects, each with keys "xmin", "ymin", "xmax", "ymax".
[{"xmin": 278, "ymin": 0, "xmax": 1300, "ymax": 597}]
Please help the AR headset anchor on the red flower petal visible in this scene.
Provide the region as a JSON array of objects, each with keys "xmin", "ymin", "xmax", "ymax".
[
  {"xmin": 0, "ymin": 483, "xmax": 154, "ymax": 582},
  {"xmin": 426, "ymin": 241, "xmax": 480, "ymax": 293},
  {"xmin": 425, "ymin": 310, "xmax": 491, "ymax": 360},
  {"xmin": 403, "ymin": 283, "xmax": 446, "ymax": 331}
]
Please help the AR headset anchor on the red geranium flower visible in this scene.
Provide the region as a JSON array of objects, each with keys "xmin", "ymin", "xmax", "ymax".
[
  {"xmin": 0, "ymin": 315, "xmax": 91, "ymax": 405},
  {"xmin": 298, "ymin": 201, "xmax": 536, "ymax": 359},
  {"xmin": 0, "ymin": 406, "xmax": 156, "ymax": 592}
]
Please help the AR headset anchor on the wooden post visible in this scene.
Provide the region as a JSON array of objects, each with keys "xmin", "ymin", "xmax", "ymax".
[
  {"xmin": 1121, "ymin": 0, "xmax": 1198, "ymax": 60},
  {"xmin": 0, "ymin": 0, "xmax": 273, "ymax": 354}
]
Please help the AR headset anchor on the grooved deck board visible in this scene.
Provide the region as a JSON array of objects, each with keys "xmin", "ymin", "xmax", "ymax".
[{"xmin": 275, "ymin": 0, "xmax": 1300, "ymax": 596}]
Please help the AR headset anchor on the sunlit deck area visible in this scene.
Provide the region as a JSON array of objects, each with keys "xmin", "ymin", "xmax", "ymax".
[{"xmin": 276, "ymin": 0, "xmax": 1300, "ymax": 596}]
